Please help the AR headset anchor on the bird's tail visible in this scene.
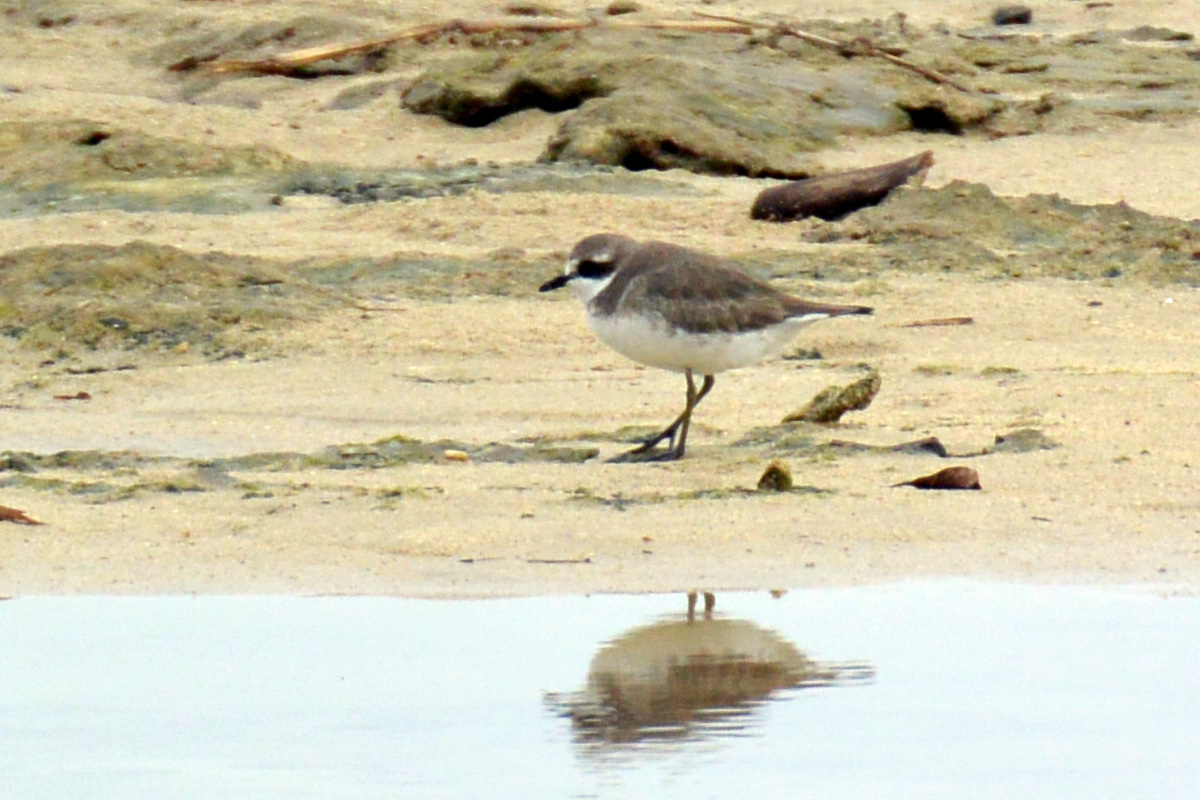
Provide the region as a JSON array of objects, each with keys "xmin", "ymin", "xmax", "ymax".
[{"xmin": 785, "ymin": 298, "xmax": 873, "ymax": 318}]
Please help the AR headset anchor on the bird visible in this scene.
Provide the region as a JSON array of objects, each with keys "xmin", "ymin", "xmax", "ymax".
[{"xmin": 539, "ymin": 233, "xmax": 874, "ymax": 462}]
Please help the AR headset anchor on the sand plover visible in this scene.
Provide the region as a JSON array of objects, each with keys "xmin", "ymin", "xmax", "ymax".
[{"xmin": 540, "ymin": 233, "xmax": 873, "ymax": 462}]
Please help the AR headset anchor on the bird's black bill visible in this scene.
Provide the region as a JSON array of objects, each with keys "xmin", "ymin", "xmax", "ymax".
[{"xmin": 538, "ymin": 274, "xmax": 572, "ymax": 293}]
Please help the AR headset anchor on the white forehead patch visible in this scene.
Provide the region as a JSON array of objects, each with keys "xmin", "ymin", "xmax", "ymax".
[{"xmin": 565, "ymin": 245, "xmax": 615, "ymax": 276}]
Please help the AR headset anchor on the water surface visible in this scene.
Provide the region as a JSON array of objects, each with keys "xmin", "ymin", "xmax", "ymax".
[{"xmin": 2, "ymin": 582, "xmax": 1198, "ymax": 799}]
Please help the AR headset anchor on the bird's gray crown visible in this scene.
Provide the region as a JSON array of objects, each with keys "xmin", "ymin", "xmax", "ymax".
[{"xmin": 566, "ymin": 233, "xmax": 638, "ymax": 281}]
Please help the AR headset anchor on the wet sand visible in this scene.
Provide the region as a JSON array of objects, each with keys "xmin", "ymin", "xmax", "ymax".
[{"xmin": 1, "ymin": 0, "xmax": 1199, "ymax": 595}]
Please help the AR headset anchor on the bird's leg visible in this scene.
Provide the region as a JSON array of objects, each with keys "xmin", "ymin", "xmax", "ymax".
[
  {"xmin": 665, "ymin": 372, "xmax": 715, "ymax": 460},
  {"xmin": 609, "ymin": 371, "xmax": 716, "ymax": 463},
  {"xmin": 686, "ymin": 590, "xmax": 716, "ymax": 623},
  {"xmin": 636, "ymin": 371, "xmax": 698, "ymax": 452}
]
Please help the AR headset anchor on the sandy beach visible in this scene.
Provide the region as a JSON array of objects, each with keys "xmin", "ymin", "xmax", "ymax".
[{"xmin": 1, "ymin": 0, "xmax": 1198, "ymax": 596}]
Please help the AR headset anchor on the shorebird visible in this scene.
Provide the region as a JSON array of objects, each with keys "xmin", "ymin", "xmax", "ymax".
[{"xmin": 540, "ymin": 233, "xmax": 873, "ymax": 462}]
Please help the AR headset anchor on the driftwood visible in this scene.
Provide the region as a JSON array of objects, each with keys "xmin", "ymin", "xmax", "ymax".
[
  {"xmin": 752, "ymin": 150, "xmax": 934, "ymax": 222},
  {"xmin": 893, "ymin": 466, "xmax": 982, "ymax": 490},
  {"xmin": 0, "ymin": 505, "xmax": 43, "ymax": 525},
  {"xmin": 186, "ymin": 17, "xmax": 747, "ymax": 75},
  {"xmin": 192, "ymin": 14, "xmax": 970, "ymax": 93},
  {"xmin": 178, "ymin": 18, "xmax": 593, "ymax": 74}
]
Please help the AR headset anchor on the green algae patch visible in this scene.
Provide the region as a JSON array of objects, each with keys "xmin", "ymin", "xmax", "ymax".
[
  {"xmin": 0, "ymin": 472, "xmax": 209, "ymax": 503},
  {"xmin": 0, "ymin": 449, "xmax": 168, "ymax": 473},
  {"xmin": 207, "ymin": 435, "xmax": 598, "ymax": 471},
  {"xmin": 0, "ymin": 120, "xmax": 295, "ymax": 189},
  {"xmin": 980, "ymin": 366, "xmax": 1024, "ymax": 378},
  {"xmin": 735, "ymin": 426, "xmax": 821, "ymax": 452},
  {"xmin": 811, "ymin": 181, "xmax": 1200, "ymax": 285},
  {"xmin": 913, "ymin": 364, "xmax": 963, "ymax": 377},
  {"xmin": 0, "ymin": 241, "xmax": 334, "ymax": 356},
  {"xmin": 299, "ymin": 435, "xmax": 599, "ymax": 467},
  {"xmin": 0, "ymin": 433, "xmax": 598, "ymax": 503}
]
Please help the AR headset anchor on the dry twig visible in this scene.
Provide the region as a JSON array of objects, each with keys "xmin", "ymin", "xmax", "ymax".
[
  {"xmin": 901, "ymin": 316, "xmax": 975, "ymax": 327},
  {"xmin": 191, "ymin": 13, "xmax": 971, "ymax": 92},
  {"xmin": 186, "ymin": 18, "xmax": 595, "ymax": 75},
  {"xmin": 695, "ymin": 11, "xmax": 972, "ymax": 92},
  {"xmin": 0, "ymin": 505, "xmax": 43, "ymax": 525}
]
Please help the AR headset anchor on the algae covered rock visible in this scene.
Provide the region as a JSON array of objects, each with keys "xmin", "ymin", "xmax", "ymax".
[
  {"xmin": 154, "ymin": 13, "xmax": 381, "ymax": 75},
  {"xmin": 541, "ymin": 85, "xmax": 822, "ymax": 178},
  {"xmin": 400, "ymin": 32, "xmax": 912, "ymax": 177},
  {"xmin": 784, "ymin": 371, "xmax": 881, "ymax": 424},
  {"xmin": 402, "ymin": 46, "xmax": 611, "ymax": 126},
  {"xmin": 814, "ymin": 181, "xmax": 1200, "ymax": 284},
  {"xmin": 0, "ymin": 120, "xmax": 294, "ymax": 189},
  {"xmin": 0, "ymin": 241, "xmax": 327, "ymax": 354},
  {"xmin": 756, "ymin": 460, "xmax": 794, "ymax": 492}
]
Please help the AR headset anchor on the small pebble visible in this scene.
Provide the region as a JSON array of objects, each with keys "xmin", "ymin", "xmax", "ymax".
[
  {"xmin": 783, "ymin": 371, "xmax": 881, "ymax": 424},
  {"xmin": 606, "ymin": 0, "xmax": 640, "ymax": 14},
  {"xmin": 443, "ymin": 449, "xmax": 470, "ymax": 462},
  {"xmin": 757, "ymin": 460, "xmax": 794, "ymax": 492},
  {"xmin": 992, "ymin": 5, "xmax": 1033, "ymax": 25}
]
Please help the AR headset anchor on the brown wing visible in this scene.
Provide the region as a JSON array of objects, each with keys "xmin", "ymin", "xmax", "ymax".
[
  {"xmin": 622, "ymin": 245, "xmax": 793, "ymax": 334},
  {"xmin": 595, "ymin": 241, "xmax": 871, "ymax": 334}
]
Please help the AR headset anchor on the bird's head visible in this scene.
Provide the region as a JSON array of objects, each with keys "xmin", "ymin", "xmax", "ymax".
[{"xmin": 539, "ymin": 233, "xmax": 637, "ymax": 304}]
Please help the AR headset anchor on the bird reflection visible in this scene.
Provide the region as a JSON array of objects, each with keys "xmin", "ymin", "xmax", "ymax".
[{"xmin": 546, "ymin": 592, "xmax": 873, "ymax": 752}]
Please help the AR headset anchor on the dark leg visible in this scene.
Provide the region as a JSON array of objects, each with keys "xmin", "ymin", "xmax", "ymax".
[
  {"xmin": 634, "ymin": 371, "xmax": 702, "ymax": 452},
  {"xmin": 667, "ymin": 373, "xmax": 714, "ymax": 459},
  {"xmin": 608, "ymin": 371, "xmax": 716, "ymax": 463},
  {"xmin": 686, "ymin": 590, "xmax": 716, "ymax": 623}
]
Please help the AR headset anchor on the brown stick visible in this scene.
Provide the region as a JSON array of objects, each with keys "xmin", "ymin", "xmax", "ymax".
[
  {"xmin": 193, "ymin": 17, "xmax": 755, "ymax": 75},
  {"xmin": 0, "ymin": 504, "xmax": 43, "ymax": 525},
  {"xmin": 603, "ymin": 18, "xmax": 753, "ymax": 34},
  {"xmin": 752, "ymin": 150, "xmax": 934, "ymax": 222},
  {"xmin": 694, "ymin": 11, "xmax": 973, "ymax": 92},
  {"xmin": 901, "ymin": 316, "xmax": 975, "ymax": 328},
  {"xmin": 192, "ymin": 18, "xmax": 598, "ymax": 75},
  {"xmin": 193, "ymin": 13, "xmax": 968, "ymax": 86}
]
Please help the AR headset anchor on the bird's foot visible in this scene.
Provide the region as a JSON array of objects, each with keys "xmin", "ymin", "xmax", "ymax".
[{"xmin": 606, "ymin": 445, "xmax": 684, "ymax": 464}]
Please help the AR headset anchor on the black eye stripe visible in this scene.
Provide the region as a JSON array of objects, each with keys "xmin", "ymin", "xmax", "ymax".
[{"xmin": 576, "ymin": 260, "xmax": 613, "ymax": 279}]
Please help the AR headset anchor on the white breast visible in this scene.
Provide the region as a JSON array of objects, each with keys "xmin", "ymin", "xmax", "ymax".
[{"xmin": 588, "ymin": 310, "xmax": 825, "ymax": 375}]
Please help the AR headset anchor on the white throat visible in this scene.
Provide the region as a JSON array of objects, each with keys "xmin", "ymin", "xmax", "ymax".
[{"xmin": 569, "ymin": 273, "xmax": 616, "ymax": 306}]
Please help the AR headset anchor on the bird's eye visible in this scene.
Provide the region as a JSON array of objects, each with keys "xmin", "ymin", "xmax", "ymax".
[{"xmin": 576, "ymin": 260, "xmax": 612, "ymax": 279}]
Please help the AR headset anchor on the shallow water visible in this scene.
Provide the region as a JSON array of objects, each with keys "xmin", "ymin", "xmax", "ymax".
[{"xmin": 2, "ymin": 582, "xmax": 1198, "ymax": 799}]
